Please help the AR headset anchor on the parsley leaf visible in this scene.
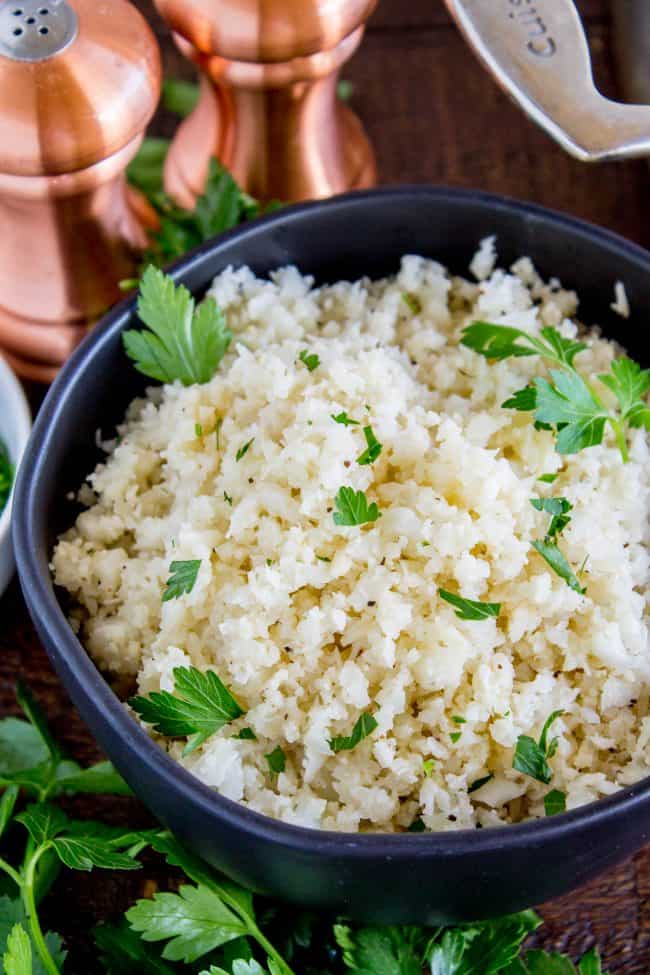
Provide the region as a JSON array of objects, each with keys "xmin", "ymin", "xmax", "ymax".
[
  {"xmin": 532, "ymin": 540, "xmax": 586, "ymax": 594},
  {"xmin": 450, "ymin": 731, "xmax": 462, "ymax": 744},
  {"xmin": 234, "ymin": 728, "xmax": 257, "ymax": 741},
  {"xmin": 513, "ymin": 735, "xmax": 552, "ymax": 784},
  {"xmin": 356, "ymin": 426, "xmax": 383, "ymax": 466},
  {"xmin": 236, "ymin": 439, "xmax": 254, "ymax": 462},
  {"xmin": 335, "ymin": 923, "xmax": 426, "ymax": 975},
  {"xmin": 331, "ymin": 412, "xmax": 360, "ymax": 426},
  {"xmin": 538, "ymin": 473, "xmax": 559, "ymax": 484},
  {"xmin": 544, "ymin": 789, "xmax": 567, "ymax": 817},
  {"xmin": 126, "ymin": 884, "xmax": 247, "ymax": 963},
  {"xmin": 513, "ymin": 711, "xmax": 564, "ymax": 784},
  {"xmin": 534, "ymin": 370, "xmax": 608, "ymax": 455},
  {"xmin": 407, "ymin": 818, "xmax": 426, "ymax": 833},
  {"xmin": 95, "ymin": 919, "xmax": 178, "ymax": 975},
  {"xmin": 438, "ymin": 589, "xmax": 501, "ymax": 621},
  {"xmin": 329, "ymin": 713, "xmax": 378, "ymax": 753},
  {"xmin": 123, "ymin": 266, "xmax": 232, "ymax": 385},
  {"xmin": 0, "ymin": 438, "xmax": 13, "ymax": 514},
  {"xmin": 468, "ymin": 774, "xmax": 493, "ymax": 794},
  {"xmin": 130, "ymin": 667, "xmax": 245, "ymax": 755},
  {"xmin": 509, "ymin": 947, "xmax": 608, "ymax": 974},
  {"xmin": 502, "ymin": 385, "xmax": 538, "ymax": 412},
  {"xmin": 3, "ymin": 923, "xmax": 31, "ymax": 975},
  {"xmin": 265, "ymin": 747, "xmax": 286, "ymax": 775},
  {"xmin": 126, "ymin": 137, "xmax": 169, "ymax": 197},
  {"xmin": 423, "ymin": 759, "xmax": 435, "ymax": 777},
  {"xmin": 298, "ymin": 349, "xmax": 320, "ymax": 372},
  {"xmin": 462, "ymin": 322, "xmax": 586, "ymax": 367},
  {"xmin": 402, "ymin": 293, "xmax": 422, "ymax": 315},
  {"xmin": 434, "ymin": 912, "xmax": 541, "ymax": 975},
  {"xmin": 530, "ymin": 497, "xmax": 573, "ymax": 539},
  {"xmin": 162, "ymin": 560, "xmax": 201, "ymax": 601},
  {"xmin": 333, "ymin": 488, "xmax": 381, "ymax": 527},
  {"xmin": 599, "ymin": 358, "xmax": 650, "ymax": 429},
  {"xmin": 162, "ymin": 78, "xmax": 200, "ymax": 118}
]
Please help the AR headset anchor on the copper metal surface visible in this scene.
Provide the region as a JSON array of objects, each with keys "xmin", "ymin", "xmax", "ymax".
[
  {"xmin": 154, "ymin": 0, "xmax": 377, "ymax": 206},
  {"xmin": 0, "ymin": 0, "xmax": 161, "ymax": 380}
]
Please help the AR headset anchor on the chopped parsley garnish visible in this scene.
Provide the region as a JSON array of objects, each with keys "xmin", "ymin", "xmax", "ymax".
[
  {"xmin": 538, "ymin": 472, "xmax": 559, "ymax": 483},
  {"xmin": 438, "ymin": 589, "xmax": 501, "ymax": 620},
  {"xmin": 265, "ymin": 746, "xmax": 286, "ymax": 775},
  {"xmin": 298, "ymin": 349, "xmax": 320, "ymax": 372},
  {"xmin": 266, "ymin": 558, "xmax": 274, "ymax": 567},
  {"xmin": 235, "ymin": 438, "xmax": 254, "ymax": 462},
  {"xmin": 513, "ymin": 710, "xmax": 564, "ymax": 784},
  {"xmin": 329, "ymin": 712, "xmax": 378, "ymax": 753},
  {"xmin": 331, "ymin": 411, "xmax": 360, "ymax": 426},
  {"xmin": 0, "ymin": 438, "xmax": 13, "ymax": 513},
  {"xmin": 468, "ymin": 774, "xmax": 494, "ymax": 794},
  {"xmin": 223, "ymin": 491, "xmax": 233, "ymax": 506},
  {"xmin": 530, "ymin": 496, "xmax": 573, "ymax": 539},
  {"xmin": 450, "ymin": 731, "xmax": 462, "ymax": 744},
  {"xmin": 356, "ymin": 425, "xmax": 383, "ymax": 466},
  {"xmin": 402, "ymin": 292, "xmax": 422, "ymax": 315},
  {"xmin": 532, "ymin": 540, "xmax": 586, "ymax": 594},
  {"xmin": 407, "ymin": 817, "xmax": 426, "ymax": 833},
  {"xmin": 333, "ymin": 487, "xmax": 381, "ymax": 527},
  {"xmin": 462, "ymin": 321, "xmax": 649, "ymax": 462},
  {"xmin": 162, "ymin": 560, "xmax": 201, "ymax": 601},
  {"xmin": 422, "ymin": 759, "xmax": 435, "ymax": 777},
  {"xmin": 194, "ymin": 423, "xmax": 203, "ymax": 437},
  {"xmin": 452, "ymin": 716, "xmax": 466, "ymax": 725},
  {"xmin": 544, "ymin": 788, "xmax": 567, "ymax": 817},
  {"xmin": 130, "ymin": 666, "xmax": 245, "ymax": 756},
  {"xmin": 234, "ymin": 727, "xmax": 257, "ymax": 741},
  {"xmin": 316, "ymin": 554, "xmax": 331, "ymax": 563},
  {"xmin": 123, "ymin": 266, "xmax": 232, "ymax": 386}
]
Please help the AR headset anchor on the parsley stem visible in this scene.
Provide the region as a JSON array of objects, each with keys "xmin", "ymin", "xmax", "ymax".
[
  {"xmin": 0, "ymin": 853, "xmax": 21, "ymax": 888},
  {"xmin": 248, "ymin": 922, "xmax": 297, "ymax": 975},
  {"xmin": 609, "ymin": 417, "xmax": 630, "ymax": 463},
  {"xmin": 23, "ymin": 846, "xmax": 61, "ymax": 975}
]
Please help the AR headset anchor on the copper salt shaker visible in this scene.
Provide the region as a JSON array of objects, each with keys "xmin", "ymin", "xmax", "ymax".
[
  {"xmin": 153, "ymin": 0, "xmax": 378, "ymax": 208},
  {"xmin": 0, "ymin": 0, "xmax": 161, "ymax": 382}
]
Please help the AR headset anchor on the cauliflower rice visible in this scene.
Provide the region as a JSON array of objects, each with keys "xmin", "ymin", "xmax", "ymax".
[{"xmin": 52, "ymin": 249, "xmax": 650, "ymax": 832}]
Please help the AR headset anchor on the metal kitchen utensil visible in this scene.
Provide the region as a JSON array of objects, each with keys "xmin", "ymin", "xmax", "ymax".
[
  {"xmin": 445, "ymin": 0, "xmax": 650, "ymax": 163},
  {"xmin": 153, "ymin": 0, "xmax": 377, "ymax": 208},
  {"xmin": 0, "ymin": 0, "xmax": 161, "ymax": 382}
]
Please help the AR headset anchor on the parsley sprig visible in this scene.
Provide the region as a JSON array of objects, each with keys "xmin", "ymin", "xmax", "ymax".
[
  {"xmin": 329, "ymin": 713, "xmax": 378, "ymax": 753},
  {"xmin": 163, "ymin": 560, "xmax": 202, "ymax": 601},
  {"xmin": 513, "ymin": 711, "xmax": 567, "ymax": 816},
  {"xmin": 438, "ymin": 589, "xmax": 501, "ymax": 621},
  {"xmin": 356, "ymin": 426, "xmax": 383, "ymax": 466},
  {"xmin": 333, "ymin": 487, "xmax": 381, "ymax": 527},
  {"xmin": 123, "ymin": 266, "xmax": 232, "ymax": 385},
  {"xmin": 462, "ymin": 322, "xmax": 649, "ymax": 462},
  {"xmin": 130, "ymin": 667, "xmax": 244, "ymax": 756}
]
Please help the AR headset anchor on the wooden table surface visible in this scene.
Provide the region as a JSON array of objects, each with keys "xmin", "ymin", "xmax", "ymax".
[{"xmin": 2, "ymin": 0, "xmax": 649, "ymax": 971}]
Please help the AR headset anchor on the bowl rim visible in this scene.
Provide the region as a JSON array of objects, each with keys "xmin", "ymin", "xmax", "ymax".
[
  {"xmin": 12, "ymin": 184, "xmax": 650, "ymax": 858},
  {"xmin": 0, "ymin": 354, "xmax": 32, "ymax": 545}
]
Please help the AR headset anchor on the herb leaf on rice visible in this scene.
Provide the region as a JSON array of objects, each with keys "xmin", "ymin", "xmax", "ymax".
[
  {"xmin": 123, "ymin": 266, "xmax": 232, "ymax": 385},
  {"xmin": 130, "ymin": 667, "xmax": 245, "ymax": 756}
]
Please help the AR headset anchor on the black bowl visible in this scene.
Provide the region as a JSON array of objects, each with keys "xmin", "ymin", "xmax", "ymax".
[{"xmin": 13, "ymin": 187, "xmax": 650, "ymax": 923}]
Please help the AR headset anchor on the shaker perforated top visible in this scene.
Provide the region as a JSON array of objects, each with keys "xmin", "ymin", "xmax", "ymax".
[{"xmin": 0, "ymin": 1, "xmax": 77, "ymax": 62}]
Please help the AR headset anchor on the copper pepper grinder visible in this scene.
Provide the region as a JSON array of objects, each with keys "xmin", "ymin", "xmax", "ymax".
[
  {"xmin": 153, "ymin": 0, "xmax": 378, "ymax": 208},
  {"xmin": 0, "ymin": 0, "xmax": 161, "ymax": 382}
]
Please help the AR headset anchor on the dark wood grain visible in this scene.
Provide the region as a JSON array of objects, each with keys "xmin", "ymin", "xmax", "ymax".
[{"xmin": 3, "ymin": 0, "xmax": 649, "ymax": 971}]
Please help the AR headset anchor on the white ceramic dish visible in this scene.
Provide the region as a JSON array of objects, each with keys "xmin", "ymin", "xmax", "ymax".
[{"xmin": 0, "ymin": 355, "xmax": 31, "ymax": 598}]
